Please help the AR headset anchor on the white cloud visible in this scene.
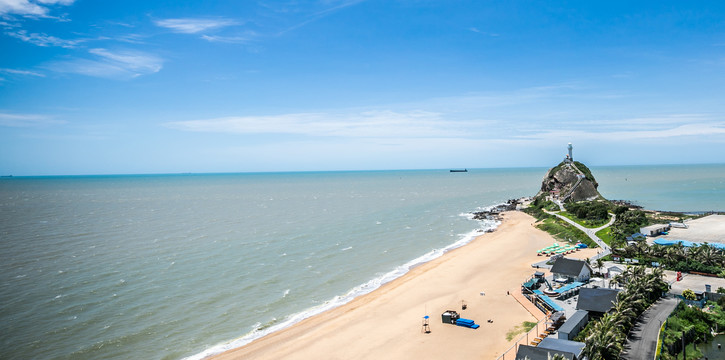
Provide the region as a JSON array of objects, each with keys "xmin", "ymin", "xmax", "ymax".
[
  {"xmin": 5, "ymin": 29, "xmax": 80, "ymax": 47},
  {"xmin": 0, "ymin": 67, "xmax": 44, "ymax": 76},
  {"xmin": 468, "ymin": 27, "xmax": 499, "ymax": 37},
  {"xmin": 0, "ymin": 0, "xmax": 74, "ymax": 17},
  {"xmin": 0, "ymin": 112, "xmax": 65, "ymax": 127},
  {"xmin": 165, "ymin": 110, "xmax": 468, "ymax": 138},
  {"xmin": 154, "ymin": 18, "xmax": 238, "ymax": 34},
  {"xmin": 200, "ymin": 33, "xmax": 256, "ymax": 43},
  {"xmin": 49, "ymin": 48, "xmax": 163, "ymax": 79},
  {"xmin": 516, "ymin": 120, "xmax": 725, "ymax": 143}
]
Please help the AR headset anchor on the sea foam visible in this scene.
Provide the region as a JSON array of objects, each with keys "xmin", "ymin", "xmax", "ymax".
[{"xmin": 182, "ymin": 209, "xmax": 501, "ymax": 360}]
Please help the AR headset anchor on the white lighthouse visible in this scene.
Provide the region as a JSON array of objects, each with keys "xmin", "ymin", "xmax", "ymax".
[{"xmin": 567, "ymin": 143, "xmax": 573, "ymax": 162}]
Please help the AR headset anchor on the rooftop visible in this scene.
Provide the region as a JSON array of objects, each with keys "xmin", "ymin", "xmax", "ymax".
[
  {"xmin": 557, "ymin": 309, "xmax": 589, "ymax": 335},
  {"xmin": 515, "ymin": 345, "xmax": 577, "ymax": 360},
  {"xmin": 576, "ymin": 287, "xmax": 620, "ymax": 313},
  {"xmin": 551, "ymin": 258, "xmax": 591, "ymax": 277},
  {"xmin": 539, "ymin": 337, "xmax": 585, "ymax": 358}
]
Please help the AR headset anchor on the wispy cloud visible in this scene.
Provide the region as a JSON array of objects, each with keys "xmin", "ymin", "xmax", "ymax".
[
  {"xmin": 468, "ymin": 27, "xmax": 499, "ymax": 37},
  {"xmin": 0, "ymin": 67, "xmax": 44, "ymax": 77},
  {"xmin": 154, "ymin": 17, "xmax": 239, "ymax": 34},
  {"xmin": 165, "ymin": 110, "xmax": 467, "ymax": 138},
  {"xmin": 164, "ymin": 80, "xmax": 725, "ymax": 148},
  {"xmin": 516, "ymin": 118, "xmax": 725, "ymax": 143},
  {"xmin": 200, "ymin": 32, "xmax": 256, "ymax": 44},
  {"xmin": 5, "ymin": 29, "xmax": 81, "ymax": 47},
  {"xmin": 48, "ymin": 48, "xmax": 163, "ymax": 79},
  {"xmin": 0, "ymin": 0, "xmax": 75, "ymax": 17},
  {"xmin": 0, "ymin": 112, "xmax": 65, "ymax": 127},
  {"xmin": 262, "ymin": 0, "xmax": 366, "ymax": 36}
]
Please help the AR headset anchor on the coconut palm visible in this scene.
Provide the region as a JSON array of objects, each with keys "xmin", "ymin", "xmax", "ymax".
[
  {"xmin": 596, "ymin": 258, "xmax": 604, "ymax": 276},
  {"xmin": 630, "ymin": 240, "xmax": 645, "ymax": 258},
  {"xmin": 611, "ymin": 295, "xmax": 637, "ymax": 328},
  {"xmin": 583, "ymin": 313, "xmax": 624, "ymax": 360},
  {"xmin": 649, "ymin": 244, "xmax": 666, "ymax": 259},
  {"xmin": 665, "ymin": 243, "xmax": 686, "ymax": 265},
  {"xmin": 696, "ymin": 243, "xmax": 723, "ymax": 267},
  {"xmin": 687, "ymin": 245, "xmax": 702, "ymax": 263}
]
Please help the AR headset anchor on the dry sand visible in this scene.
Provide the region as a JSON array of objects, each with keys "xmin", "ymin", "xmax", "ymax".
[{"xmin": 211, "ymin": 211, "xmax": 592, "ymax": 360}]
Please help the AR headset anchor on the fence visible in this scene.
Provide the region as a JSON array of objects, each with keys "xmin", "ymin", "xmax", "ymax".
[{"xmin": 495, "ymin": 316, "xmax": 549, "ymax": 360}]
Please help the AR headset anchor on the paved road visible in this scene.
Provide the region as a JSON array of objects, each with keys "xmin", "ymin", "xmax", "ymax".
[
  {"xmin": 543, "ymin": 206, "xmax": 615, "ymax": 261},
  {"xmin": 621, "ymin": 297, "xmax": 680, "ymax": 360}
]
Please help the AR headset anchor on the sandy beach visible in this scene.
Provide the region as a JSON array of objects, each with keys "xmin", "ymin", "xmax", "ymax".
[{"xmin": 210, "ymin": 211, "xmax": 598, "ymax": 360}]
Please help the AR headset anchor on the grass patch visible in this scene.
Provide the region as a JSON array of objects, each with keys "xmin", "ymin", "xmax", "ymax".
[
  {"xmin": 536, "ymin": 217, "xmax": 598, "ymax": 248},
  {"xmin": 505, "ymin": 321, "xmax": 539, "ymax": 341},
  {"xmin": 595, "ymin": 227, "xmax": 614, "ymax": 246},
  {"xmin": 558, "ymin": 211, "xmax": 609, "ymax": 228}
]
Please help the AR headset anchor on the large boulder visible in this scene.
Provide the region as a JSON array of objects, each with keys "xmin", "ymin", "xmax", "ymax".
[{"xmin": 538, "ymin": 161, "xmax": 601, "ymax": 202}]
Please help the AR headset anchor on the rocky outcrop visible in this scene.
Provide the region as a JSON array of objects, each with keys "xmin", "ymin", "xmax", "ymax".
[
  {"xmin": 538, "ymin": 161, "xmax": 601, "ymax": 203},
  {"xmin": 471, "ymin": 199, "xmax": 521, "ymax": 221}
]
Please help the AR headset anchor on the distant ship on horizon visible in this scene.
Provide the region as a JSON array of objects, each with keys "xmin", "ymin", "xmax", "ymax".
[{"xmin": 449, "ymin": 169, "xmax": 468, "ymax": 173}]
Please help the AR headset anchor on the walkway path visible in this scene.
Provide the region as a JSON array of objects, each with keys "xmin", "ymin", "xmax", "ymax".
[
  {"xmin": 620, "ymin": 297, "xmax": 680, "ymax": 360},
  {"xmin": 543, "ymin": 205, "xmax": 615, "ymax": 261},
  {"xmin": 510, "ymin": 290, "xmax": 547, "ymax": 321}
]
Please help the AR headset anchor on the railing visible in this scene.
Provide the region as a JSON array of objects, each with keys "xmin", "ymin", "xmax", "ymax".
[
  {"xmin": 654, "ymin": 320, "xmax": 667, "ymax": 360},
  {"xmin": 654, "ymin": 297, "xmax": 682, "ymax": 360},
  {"xmin": 495, "ymin": 316, "xmax": 549, "ymax": 360}
]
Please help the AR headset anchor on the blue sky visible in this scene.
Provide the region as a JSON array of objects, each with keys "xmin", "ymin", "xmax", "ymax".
[{"xmin": 1, "ymin": 0, "xmax": 725, "ymax": 175}]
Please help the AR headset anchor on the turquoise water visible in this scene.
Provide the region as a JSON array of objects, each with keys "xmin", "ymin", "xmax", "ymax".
[
  {"xmin": 1, "ymin": 165, "xmax": 723, "ymax": 359},
  {"xmin": 594, "ymin": 164, "xmax": 725, "ymax": 212}
]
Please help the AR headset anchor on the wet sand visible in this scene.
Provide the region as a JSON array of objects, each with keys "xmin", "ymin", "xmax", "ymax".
[{"xmin": 211, "ymin": 211, "xmax": 594, "ymax": 360}]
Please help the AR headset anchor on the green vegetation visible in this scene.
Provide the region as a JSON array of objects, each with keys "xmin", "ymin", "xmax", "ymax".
[
  {"xmin": 505, "ymin": 321, "xmax": 538, "ymax": 341},
  {"xmin": 595, "ymin": 227, "xmax": 614, "ymax": 247},
  {"xmin": 536, "ymin": 217, "xmax": 597, "ymax": 248},
  {"xmin": 608, "ymin": 208, "xmax": 648, "ymax": 248},
  {"xmin": 573, "ymin": 161, "xmax": 597, "ymax": 184},
  {"xmin": 563, "ymin": 201, "xmax": 610, "ymax": 227},
  {"xmin": 522, "ymin": 195, "xmax": 558, "ymax": 221},
  {"xmin": 655, "ymin": 321, "xmax": 666, "ymax": 359},
  {"xmin": 682, "ymin": 289, "xmax": 696, "ymax": 300},
  {"xmin": 581, "ymin": 266, "xmax": 669, "ymax": 360},
  {"xmin": 547, "ymin": 161, "xmax": 568, "ymax": 179},
  {"xmin": 659, "ymin": 301, "xmax": 725, "ymax": 360},
  {"xmin": 614, "ymin": 242, "xmax": 725, "ymax": 276}
]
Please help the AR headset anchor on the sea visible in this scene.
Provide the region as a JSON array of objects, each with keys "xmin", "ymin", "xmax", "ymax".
[{"xmin": 1, "ymin": 164, "xmax": 724, "ymax": 360}]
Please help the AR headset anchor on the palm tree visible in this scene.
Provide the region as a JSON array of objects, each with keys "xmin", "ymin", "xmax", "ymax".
[
  {"xmin": 649, "ymin": 244, "xmax": 665, "ymax": 259},
  {"xmin": 696, "ymin": 243, "xmax": 723, "ymax": 267},
  {"xmin": 596, "ymin": 258, "xmax": 604, "ymax": 276},
  {"xmin": 687, "ymin": 245, "xmax": 702, "ymax": 263},
  {"xmin": 634, "ymin": 240, "xmax": 649, "ymax": 258},
  {"xmin": 664, "ymin": 243, "xmax": 686, "ymax": 265},
  {"xmin": 583, "ymin": 313, "xmax": 624, "ymax": 360},
  {"xmin": 611, "ymin": 295, "xmax": 637, "ymax": 328}
]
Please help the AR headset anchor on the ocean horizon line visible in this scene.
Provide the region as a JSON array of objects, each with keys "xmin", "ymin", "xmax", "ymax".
[{"xmin": 3, "ymin": 161, "xmax": 725, "ymax": 178}]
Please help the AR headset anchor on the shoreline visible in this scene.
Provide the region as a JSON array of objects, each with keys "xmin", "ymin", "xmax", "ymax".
[
  {"xmin": 207, "ymin": 211, "xmax": 597, "ymax": 360},
  {"xmin": 187, "ymin": 217, "xmax": 500, "ymax": 360}
]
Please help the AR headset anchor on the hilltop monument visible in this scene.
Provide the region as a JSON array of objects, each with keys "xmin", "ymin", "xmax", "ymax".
[
  {"xmin": 567, "ymin": 143, "xmax": 573, "ymax": 162},
  {"xmin": 537, "ymin": 143, "xmax": 601, "ymax": 203}
]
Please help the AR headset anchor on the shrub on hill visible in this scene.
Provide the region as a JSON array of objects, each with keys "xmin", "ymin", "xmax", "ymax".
[
  {"xmin": 609, "ymin": 209, "xmax": 648, "ymax": 244},
  {"xmin": 564, "ymin": 201, "xmax": 609, "ymax": 221}
]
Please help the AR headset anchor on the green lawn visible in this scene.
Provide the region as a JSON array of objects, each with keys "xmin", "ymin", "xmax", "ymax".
[
  {"xmin": 558, "ymin": 211, "xmax": 611, "ymax": 228},
  {"xmin": 536, "ymin": 217, "xmax": 598, "ymax": 248},
  {"xmin": 595, "ymin": 227, "xmax": 614, "ymax": 246}
]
